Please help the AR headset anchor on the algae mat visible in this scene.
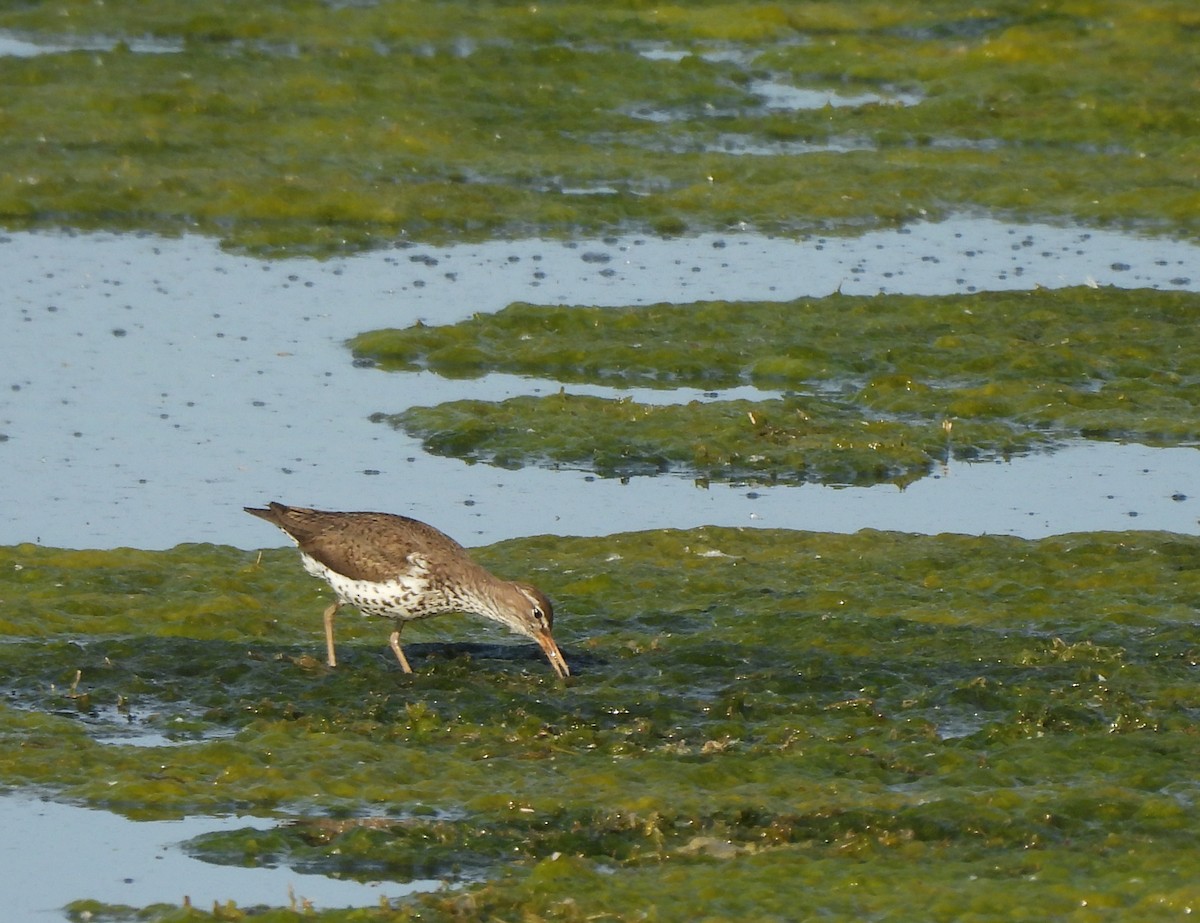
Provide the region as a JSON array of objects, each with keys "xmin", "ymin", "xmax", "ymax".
[
  {"xmin": 357, "ymin": 286, "xmax": 1200, "ymax": 487},
  {"xmin": 2, "ymin": 529, "xmax": 1198, "ymax": 920},
  {"xmin": 1, "ymin": 0, "xmax": 1197, "ymax": 253}
]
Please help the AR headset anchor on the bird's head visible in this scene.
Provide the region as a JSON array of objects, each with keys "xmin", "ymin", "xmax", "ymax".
[{"xmin": 500, "ymin": 581, "xmax": 570, "ymax": 679}]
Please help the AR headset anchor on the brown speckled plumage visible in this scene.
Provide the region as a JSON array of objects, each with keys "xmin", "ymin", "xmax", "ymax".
[{"xmin": 245, "ymin": 502, "xmax": 569, "ymax": 678}]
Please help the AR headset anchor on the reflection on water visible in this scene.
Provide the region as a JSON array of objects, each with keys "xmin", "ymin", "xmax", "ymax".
[
  {"xmin": 0, "ymin": 29, "xmax": 183, "ymax": 57},
  {"xmin": 0, "ymin": 218, "xmax": 1196, "ymax": 551},
  {"xmin": 749, "ymin": 77, "xmax": 921, "ymax": 110},
  {"xmin": 635, "ymin": 41, "xmax": 922, "ymax": 112},
  {"xmin": 0, "ymin": 795, "xmax": 438, "ymax": 921}
]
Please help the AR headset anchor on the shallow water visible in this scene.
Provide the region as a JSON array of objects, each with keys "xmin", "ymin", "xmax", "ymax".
[
  {"xmin": 0, "ymin": 795, "xmax": 437, "ymax": 919},
  {"xmin": 1, "ymin": 217, "xmax": 1196, "ymax": 551},
  {"xmin": 0, "ymin": 28, "xmax": 182, "ymax": 56}
]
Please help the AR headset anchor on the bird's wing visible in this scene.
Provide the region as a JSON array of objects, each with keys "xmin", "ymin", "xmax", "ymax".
[{"xmin": 295, "ymin": 514, "xmax": 457, "ymax": 584}]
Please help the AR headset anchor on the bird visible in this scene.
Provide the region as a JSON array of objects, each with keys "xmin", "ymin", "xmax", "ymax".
[{"xmin": 244, "ymin": 502, "xmax": 569, "ymax": 679}]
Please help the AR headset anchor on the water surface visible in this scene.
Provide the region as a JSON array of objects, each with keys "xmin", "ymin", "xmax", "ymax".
[
  {"xmin": 0, "ymin": 795, "xmax": 436, "ymax": 918},
  {"xmin": 2, "ymin": 218, "xmax": 1196, "ymax": 550}
]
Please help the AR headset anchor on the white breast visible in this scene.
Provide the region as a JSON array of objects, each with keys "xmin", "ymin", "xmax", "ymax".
[{"xmin": 300, "ymin": 552, "xmax": 435, "ymax": 621}]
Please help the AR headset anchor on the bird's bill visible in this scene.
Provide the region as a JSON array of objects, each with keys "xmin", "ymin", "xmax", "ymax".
[{"xmin": 536, "ymin": 631, "xmax": 571, "ymax": 679}]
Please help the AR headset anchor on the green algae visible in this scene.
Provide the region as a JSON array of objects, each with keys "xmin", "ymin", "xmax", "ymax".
[
  {"xmin": 354, "ymin": 286, "xmax": 1200, "ymax": 485},
  {"xmin": 379, "ymin": 392, "xmax": 986, "ymax": 486},
  {"xmin": 4, "ymin": 529, "xmax": 1200, "ymax": 920},
  {"xmin": 0, "ymin": 0, "xmax": 1197, "ymax": 252}
]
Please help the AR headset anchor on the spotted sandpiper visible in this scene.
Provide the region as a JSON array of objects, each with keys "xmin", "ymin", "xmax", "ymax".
[{"xmin": 245, "ymin": 502, "xmax": 569, "ymax": 679}]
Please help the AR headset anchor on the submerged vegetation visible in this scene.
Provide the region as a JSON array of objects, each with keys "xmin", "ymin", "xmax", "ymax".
[
  {"xmin": 3, "ymin": 530, "xmax": 1199, "ymax": 920},
  {"xmin": 356, "ymin": 286, "xmax": 1200, "ymax": 485},
  {"xmin": 0, "ymin": 0, "xmax": 1197, "ymax": 252},
  {"xmin": 384, "ymin": 392, "xmax": 965, "ymax": 487}
]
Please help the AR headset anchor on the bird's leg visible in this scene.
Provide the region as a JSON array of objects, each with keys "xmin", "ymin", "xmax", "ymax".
[
  {"xmin": 323, "ymin": 601, "xmax": 340, "ymax": 667},
  {"xmin": 388, "ymin": 625, "xmax": 413, "ymax": 673}
]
